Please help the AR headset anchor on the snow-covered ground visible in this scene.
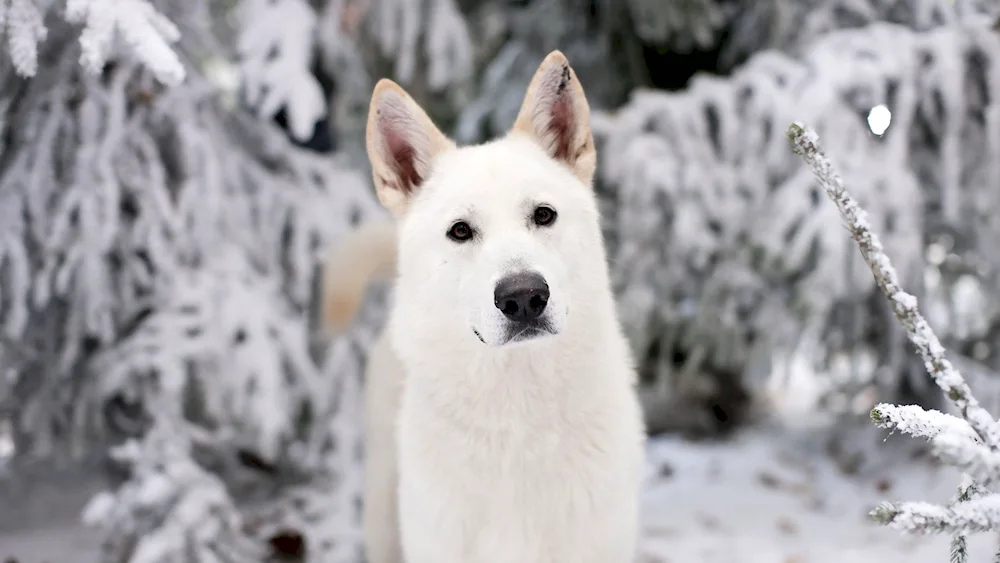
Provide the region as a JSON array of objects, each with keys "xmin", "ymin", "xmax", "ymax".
[
  {"xmin": 2, "ymin": 428, "xmax": 993, "ymax": 562},
  {"xmin": 0, "ymin": 463, "xmax": 106, "ymax": 561},
  {"xmin": 638, "ymin": 429, "xmax": 995, "ymax": 562}
]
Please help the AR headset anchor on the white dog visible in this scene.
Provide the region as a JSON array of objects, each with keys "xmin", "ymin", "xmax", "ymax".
[{"xmin": 323, "ymin": 51, "xmax": 645, "ymax": 563}]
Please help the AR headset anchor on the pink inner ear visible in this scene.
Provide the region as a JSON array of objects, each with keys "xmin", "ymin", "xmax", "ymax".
[
  {"xmin": 548, "ymin": 94, "xmax": 575, "ymax": 162},
  {"xmin": 543, "ymin": 65, "xmax": 576, "ymax": 162},
  {"xmin": 384, "ymin": 127, "xmax": 422, "ymax": 194}
]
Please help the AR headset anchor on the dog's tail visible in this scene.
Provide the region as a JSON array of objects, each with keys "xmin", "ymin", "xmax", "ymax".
[{"xmin": 321, "ymin": 220, "xmax": 398, "ymax": 332}]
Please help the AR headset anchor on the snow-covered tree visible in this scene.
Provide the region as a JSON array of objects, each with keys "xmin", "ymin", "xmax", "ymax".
[
  {"xmin": 318, "ymin": 0, "xmax": 1000, "ymax": 438},
  {"xmin": 592, "ymin": 7, "xmax": 1000, "ymax": 434},
  {"xmin": 5, "ymin": 0, "xmax": 1000, "ymax": 560},
  {"xmin": 0, "ymin": 0, "xmax": 386, "ymax": 560}
]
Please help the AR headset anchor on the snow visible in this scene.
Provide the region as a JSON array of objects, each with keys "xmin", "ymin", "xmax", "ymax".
[
  {"xmin": 2, "ymin": 526, "xmax": 104, "ymax": 562},
  {"xmin": 637, "ymin": 430, "xmax": 997, "ymax": 563},
  {"xmin": 65, "ymin": 0, "xmax": 185, "ymax": 85},
  {"xmin": 871, "ymin": 403, "xmax": 978, "ymax": 442},
  {"xmin": 2, "ymin": 429, "xmax": 995, "ymax": 562},
  {"xmin": 238, "ymin": 0, "xmax": 327, "ymax": 142},
  {"xmin": 1, "ymin": 0, "xmax": 46, "ymax": 77},
  {"xmin": 867, "ymin": 104, "xmax": 892, "ymax": 136}
]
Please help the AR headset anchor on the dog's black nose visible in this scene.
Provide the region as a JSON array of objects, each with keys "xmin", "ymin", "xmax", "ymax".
[{"xmin": 494, "ymin": 271, "xmax": 549, "ymax": 323}]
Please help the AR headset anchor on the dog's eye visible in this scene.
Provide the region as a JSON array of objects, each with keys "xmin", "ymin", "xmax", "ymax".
[
  {"xmin": 533, "ymin": 206, "xmax": 557, "ymax": 227},
  {"xmin": 447, "ymin": 221, "xmax": 474, "ymax": 242}
]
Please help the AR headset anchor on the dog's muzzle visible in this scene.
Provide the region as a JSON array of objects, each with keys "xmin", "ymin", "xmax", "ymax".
[{"xmin": 493, "ymin": 271, "xmax": 554, "ymax": 343}]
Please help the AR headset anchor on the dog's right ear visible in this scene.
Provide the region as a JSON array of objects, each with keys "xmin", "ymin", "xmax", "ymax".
[{"xmin": 365, "ymin": 79, "xmax": 454, "ymax": 217}]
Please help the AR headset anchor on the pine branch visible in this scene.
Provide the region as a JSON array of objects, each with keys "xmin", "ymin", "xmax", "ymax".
[
  {"xmin": 788, "ymin": 122, "xmax": 1000, "ymax": 545},
  {"xmin": 872, "ymin": 495, "xmax": 1000, "ymax": 534},
  {"xmin": 872, "ymin": 403, "xmax": 979, "ymax": 442},
  {"xmin": 949, "ymin": 477, "xmax": 988, "ymax": 563},
  {"xmin": 872, "ymin": 403, "xmax": 1000, "ymax": 486},
  {"xmin": 934, "ymin": 433, "xmax": 1000, "ymax": 487},
  {"xmin": 952, "ymin": 533, "xmax": 968, "ymax": 563},
  {"xmin": 787, "ymin": 122, "xmax": 1000, "ymax": 449}
]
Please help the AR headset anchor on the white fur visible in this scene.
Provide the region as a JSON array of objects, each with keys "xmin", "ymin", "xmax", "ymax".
[
  {"xmin": 388, "ymin": 131, "xmax": 644, "ymax": 563},
  {"xmin": 363, "ymin": 330, "xmax": 405, "ymax": 563},
  {"xmin": 325, "ymin": 50, "xmax": 646, "ymax": 563},
  {"xmin": 319, "ymin": 221, "xmax": 403, "ymax": 563}
]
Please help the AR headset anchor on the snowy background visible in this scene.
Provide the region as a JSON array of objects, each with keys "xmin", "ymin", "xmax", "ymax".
[{"xmin": 3, "ymin": 0, "xmax": 1000, "ymax": 561}]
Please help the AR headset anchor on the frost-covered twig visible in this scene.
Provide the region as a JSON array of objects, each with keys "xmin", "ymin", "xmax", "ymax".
[
  {"xmin": 787, "ymin": 122, "xmax": 1000, "ymax": 448},
  {"xmin": 871, "ymin": 494, "xmax": 1000, "ymax": 535},
  {"xmin": 789, "ymin": 122, "xmax": 1000, "ymax": 557},
  {"xmin": 932, "ymin": 432, "xmax": 1000, "ymax": 488},
  {"xmin": 948, "ymin": 476, "xmax": 990, "ymax": 562},
  {"xmin": 870, "ymin": 404, "xmax": 1000, "ymax": 486},
  {"xmin": 871, "ymin": 404, "xmax": 979, "ymax": 442}
]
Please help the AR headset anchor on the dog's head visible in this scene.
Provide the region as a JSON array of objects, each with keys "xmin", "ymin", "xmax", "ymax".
[{"xmin": 365, "ymin": 51, "xmax": 604, "ymax": 349}]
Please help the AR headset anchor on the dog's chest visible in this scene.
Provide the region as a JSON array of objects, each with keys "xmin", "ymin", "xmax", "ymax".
[
  {"xmin": 401, "ymin": 366, "xmax": 635, "ymax": 476},
  {"xmin": 397, "ymin": 374, "xmax": 643, "ymax": 563}
]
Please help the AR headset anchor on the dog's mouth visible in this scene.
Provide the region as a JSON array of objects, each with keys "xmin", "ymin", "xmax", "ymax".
[
  {"xmin": 506, "ymin": 325, "xmax": 553, "ymax": 344},
  {"xmin": 472, "ymin": 319, "xmax": 558, "ymax": 347},
  {"xmin": 498, "ymin": 319, "xmax": 557, "ymax": 346}
]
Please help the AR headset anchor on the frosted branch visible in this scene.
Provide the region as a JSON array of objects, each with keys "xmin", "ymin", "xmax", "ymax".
[
  {"xmin": 1, "ymin": 0, "xmax": 47, "ymax": 76},
  {"xmin": 787, "ymin": 122, "xmax": 1000, "ymax": 448},
  {"xmin": 948, "ymin": 476, "xmax": 988, "ymax": 563},
  {"xmin": 872, "ymin": 495, "xmax": 1000, "ymax": 535},
  {"xmin": 66, "ymin": 0, "xmax": 185, "ymax": 85},
  {"xmin": 788, "ymin": 122, "xmax": 1000, "ymax": 545},
  {"xmin": 237, "ymin": 0, "xmax": 325, "ymax": 141},
  {"xmin": 2, "ymin": 0, "xmax": 185, "ymax": 84},
  {"xmin": 933, "ymin": 432, "xmax": 1000, "ymax": 487},
  {"xmin": 871, "ymin": 403, "xmax": 1000, "ymax": 484},
  {"xmin": 81, "ymin": 420, "xmax": 263, "ymax": 562},
  {"xmin": 871, "ymin": 403, "xmax": 979, "ymax": 442}
]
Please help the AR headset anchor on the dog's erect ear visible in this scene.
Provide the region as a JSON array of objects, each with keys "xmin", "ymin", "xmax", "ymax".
[
  {"xmin": 511, "ymin": 51, "xmax": 596, "ymax": 185},
  {"xmin": 366, "ymin": 79, "xmax": 455, "ymax": 216}
]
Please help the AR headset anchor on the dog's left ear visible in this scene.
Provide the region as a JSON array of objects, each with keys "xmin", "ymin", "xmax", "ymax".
[{"xmin": 511, "ymin": 50, "xmax": 596, "ymax": 185}]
